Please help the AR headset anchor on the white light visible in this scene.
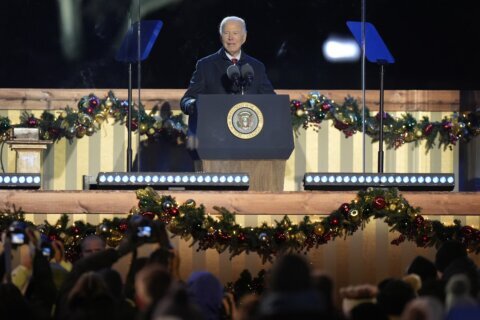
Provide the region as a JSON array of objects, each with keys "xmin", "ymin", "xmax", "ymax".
[
  {"xmin": 34, "ymin": 176, "xmax": 41, "ymax": 184},
  {"xmin": 432, "ymin": 176, "xmax": 439, "ymax": 183},
  {"xmin": 145, "ymin": 176, "xmax": 152, "ymax": 183},
  {"xmin": 205, "ymin": 176, "xmax": 211, "ymax": 183},
  {"xmin": 242, "ymin": 175, "xmax": 249, "ymax": 183},
  {"xmin": 0, "ymin": 176, "xmax": 3, "ymax": 183},
  {"xmin": 234, "ymin": 176, "xmax": 241, "ymax": 183},
  {"xmin": 220, "ymin": 176, "xmax": 227, "ymax": 183},
  {"xmin": 343, "ymin": 176, "xmax": 350, "ymax": 183},
  {"xmin": 99, "ymin": 175, "xmax": 106, "ymax": 183},
  {"xmin": 4, "ymin": 176, "xmax": 10, "ymax": 183},
  {"xmin": 159, "ymin": 176, "xmax": 166, "ymax": 183},
  {"xmin": 129, "ymin": 175, "xmax": 136, "ymax": 183},
  {"xmin": 137, "ymin": 176, "xmax": 144, "ymax": 183},
  {"xmin": 197, "ymin": 175, "xmax": 204, "ymax": 183},
  {"xmin": 366, "ymin": 176, "xmax": 372, "ymax": 183},
  {"xmin": 328, "ymin": 176, "xmax": 335, "ymax": 183},
  {"xmin": 306, "ymin": 176, "xmax": 313, "ymax": 183},
  {"xmin": 212, "ymin": 176, "xmax": 219, "ymax": 183},
  {"xmin": 388, "ymin": 176, "xmax": 394, "ymax": 183},
  {"xmin": 19, "ymin": 176, "xmax": 25, "ymax": 184},
  {"xmin": 314, "ymin": 176, "xmax": 320, "ymax": 183},
  {"xmin": 380, "ymin": 176, "xmax": 387, "ymax": 183},
  {"xmin": 26, "ymin": 176, "xmax": 33, "ymax": 183},
  {"xmin": 395, "ymin": 176, "xmax": 402, "ymax": 183},
  {"xmin": 447, "ymin": 177, "xmax": 454, "ymax": 183},
  {"xmin": 403, "ymin": 176, "xmax": 409, "ymax": 183},
  {"xmin": 182, "ymin": 176, "xmax": 188, "ymax": 183},
  {"xmin": 11, "ymin": 176, "xmax": 18, "ymax": 183},
  {"xmin": 418, "ymin": 176, "xmax": 424, "ymax": 183},
  {"xmin": 321, "ymin": 176, "xmax": 328, "ymax": 183},
  {"xmin": 351, "ymin": 176, "xmax": 357, "ymax": 183},
  {"xmin": 322, "ymin": 36, "xmax": 361, "ymax": 62},
  {"xmin": 336, "ymin": 176, "xmax": 342, "ymax": 183},
  {"xmin": 174, "ymin": 176, "xmax": 181, "ymax": 183},
  {"xmin": 410, "ymin": 176, "xmax": 417, "ymax": 183},
  {"xmin": 425, "ymin": 176, "xmax": 432, "ymax": 183},
  {"xmin": 107, "ymin": 175, "xmax": 114, "ymax": 182},
  {"xmin": 190, "ymin": 176, "xmax": 197, "ymax": 183},
  {"xmin": 227, "ymin": 176, "xmax": 234, "ymax": 183},
  {"xmin": 152, "ymin": 176, "xmax": 159, "ymax": 183},
  {"xmin": 440, "ymin": 177, "xmax": 446, "ymax": 183},
  {"xmin": 167, "ymin": 176, "xmax": 174, "ymax": 183},
  {"xmin": 122, "ymin": 175, "xmax": 129, "ymax": 183},
  {"xmin": 114, "ymin": 175, "xmax": 121, "ymax": 182},
  {"xmin": 373, "ymin": 176, "xmax": 380, "ymax": 183},
  {"xmin": 358, "ymin": 176, "xmax": 365, "ymax": 183}
]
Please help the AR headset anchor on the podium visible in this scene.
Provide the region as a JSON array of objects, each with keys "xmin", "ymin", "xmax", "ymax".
[{"xmin": 187, "ymin": 94, "xmax": 294, "ymax": 191}]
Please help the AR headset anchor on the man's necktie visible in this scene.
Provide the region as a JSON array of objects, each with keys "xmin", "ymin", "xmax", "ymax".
[{"xmin": 231, "ymin": 58, "xmax": 238, "ymax": 65}]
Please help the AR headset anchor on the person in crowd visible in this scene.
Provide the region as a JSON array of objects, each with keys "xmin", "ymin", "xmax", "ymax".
[
  {"xmin": 80, "ymin": 234, "xmax": 106, "ymax": 258},
  {"xmin": 134, "ymin": 263, "xmax": 173, "ymax": 319},
  {"xmin": 400, "ymin": 296, "xmax": 445, "ymax": 320},
  {"xmin": 180, "ymin": 16, "xmax": 275, "ymax": 115},
  {"xmin": 64, "ymin": 271, "xmax": 117, "ymax": 320},
  {"xmin": 152, "ymin": 283, "xmax": 204, "ymax": 320},
  {"xmin": 376, "ymin": 278, "xmax": 416, "ymax": 319},
  {"xmin": 187, "ymin": 271, "xmax": 224, "ymax": 320},
  {"xmin": 257, "ymin": 253, "xmax": 325, "ymax": 319}
]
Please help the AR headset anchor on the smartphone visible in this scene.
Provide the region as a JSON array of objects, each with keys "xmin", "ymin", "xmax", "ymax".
[
  {"xmin": 42, "ymin": 247, "xmax": 51, "ymax": 258},
  {"xmin": 11, "ymin": 233, "xmax": 25, "ymax": 244},
  {"xmin": 137, "ymin": 225, "xmax": 152, "ymax": 238}
]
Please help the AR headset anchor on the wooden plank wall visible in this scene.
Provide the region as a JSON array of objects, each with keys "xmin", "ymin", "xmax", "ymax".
[{"xmin": 2, "ymin": 88, "xmax": 478, "ymax": 300}]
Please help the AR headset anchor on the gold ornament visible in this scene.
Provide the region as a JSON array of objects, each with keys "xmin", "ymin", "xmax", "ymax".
[
  {"xmin": 208, "ymin": 227, "xmax": 215, "ymax": 234},
  {"xmin": 415, "ymin": 129, "xmax": 423, "ymax": 138},
  {"xmin": 139, "ymin": 123, "xmax": 148, "ymax": 134},
  {"xmin": 185, "ymin": 199, "xmax": 196, "ymax": 207},
  {"xmin": 296, "ymin": 109, "xmax": 304, "ymax": 117},
  {"xmin": 389, "ymin": 204, "xmax": 397, "ymax": 211},
  {"xmin": 349, "ymin": 209, "xmax": 360, "ymax": 222},
  {"xmin": 95, "ymin": 113, "xmax": 106, "ymax": 124},
  {"xmin": 86, "ymin": 126, "xmax": 95, "ymax": 136},
  {"xmin": 314, "ymin": 224, "xmax": 325, "ymax": 236},
  {"xmin": 296, "ymin": 231, "xmax": 307, "ymax": 244}
]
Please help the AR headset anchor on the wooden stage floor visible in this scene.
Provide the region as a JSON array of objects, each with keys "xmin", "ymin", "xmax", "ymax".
[{"xmin": 1, "ymin": 190, "xmax": 479, "ymax": 216}]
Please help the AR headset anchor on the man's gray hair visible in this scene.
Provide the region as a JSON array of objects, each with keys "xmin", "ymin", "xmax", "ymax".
[{"xmin": 219, "ymin": 16, "xmax": 247, "ymax": 34}]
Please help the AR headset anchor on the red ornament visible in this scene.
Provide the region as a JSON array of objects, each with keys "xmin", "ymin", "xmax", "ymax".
[
  {"xmin": 292, "ymin": 100, "xmax": 302, "ymax": 109},
  {"xmin": 423, "ymin": 123, "xmax": 433, "ymax": 136},
  {"xmin": 275, "ymin": 231, "xmax": 287, "ymax": 243},
  {"xmin": 27, "ymin": 117, "xmax": 38, "ymax": 127},
  {"xmin": 142, "ymin": 211, "xmax": 155, "ymax": 220},
  {"xmin": 169, "ymin": 207, "xmax": 180, "ymax": 216},
  {"xmin": 320, "ymin": 103, "xmax": 331, "ymax": 112},
  {"xmin": 71, "ymin": 226, "xmax": 80, "ymax": 234},
  {"xmin": 373, "ymin": 196, "xmax": 386, "ymax": 210},
  {"xmin": 86, "ymin": 107, "xmax": 94, "ymax": 114},
  {"xmin": 331, "ymin": 217, "xmax": 339, "ymax": 226},
  {"xmin": 339, "ymin": 203, "xmax": 350, "ymax": 218},
  {"xmin": 334, "ymin": 120, "xmax": 349, "ymax": 131},
  {"xmin": 237, "ymin": 233, "xmax": 246, "ymax": 242},
  {"xmin": 414, "ymin": 215, "xmax": 424, "ymax": 226},
  {"xmin": 119, "ymin": 221, "xmax": 128, "ymax": 233},
  {"xmin": 442, "ymin": 121, "xmax": 452, "ymax": 131}
]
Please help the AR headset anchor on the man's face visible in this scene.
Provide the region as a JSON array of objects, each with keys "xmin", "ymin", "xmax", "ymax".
[
  {"xmin": 221, "ymin": 20, "xmax": 246, "ymax": 56},
  {"xmin": 81, "ymin": 238, "xmax": 105, "ymax": 257}
]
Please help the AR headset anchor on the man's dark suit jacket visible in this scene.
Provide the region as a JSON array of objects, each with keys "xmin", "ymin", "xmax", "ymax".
[{"xmin": 180, "ymin": 48, "xmax": 275, "ymax": 114}]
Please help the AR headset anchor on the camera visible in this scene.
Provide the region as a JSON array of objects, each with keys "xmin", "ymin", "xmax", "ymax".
[
  {"xmin": 7, "ymin": 221, "xmax": 28, "ymax": 245},
  {"xmin": 129, "ymin": 215, "xmax": 154, "ymax": 240},
  {"xmin": 40, "ymin": 234, "xmax": 53, "ymax": 259}
]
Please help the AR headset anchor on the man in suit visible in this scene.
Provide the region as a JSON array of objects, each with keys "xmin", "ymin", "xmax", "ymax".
[{"xmin": 180, "ymin": 16, "xmax": 275, "ymax": 115}]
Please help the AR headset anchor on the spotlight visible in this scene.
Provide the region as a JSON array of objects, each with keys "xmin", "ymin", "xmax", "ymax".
[
  {"xmin": 303, "ymin": 173, "xmax": 455, "ymax": 191},
  {"xmin": 83, "ymin": 172, "xmax": 250, "ymax": 190},
  {"xmin": 0, "ymin": 173, "xmax": 41, "ymax": 189}
]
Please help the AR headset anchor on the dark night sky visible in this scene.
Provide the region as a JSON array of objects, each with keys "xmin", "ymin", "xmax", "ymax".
[{"xmin": 1, "ymin": 0, "xmax": 479, "ymax": 90}]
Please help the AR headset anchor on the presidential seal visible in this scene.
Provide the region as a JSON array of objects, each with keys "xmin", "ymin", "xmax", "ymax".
[{"xmin": 227, "ymin": 102, "xmax": 264, "ymax": 139}]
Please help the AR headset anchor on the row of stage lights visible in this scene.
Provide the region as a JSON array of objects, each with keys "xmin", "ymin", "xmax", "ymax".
[{"xmin": 0, "ymin": 172, "xmax": 455, "ymax": 191}]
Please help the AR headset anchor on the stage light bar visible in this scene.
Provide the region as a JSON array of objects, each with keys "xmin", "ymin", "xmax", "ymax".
[
  {"xmin": 303, "ymin": 173, "xmax": 455, "ymax": 191},
  {"xmin": 85, "ymin": 172, "xmax": 250, "ymax": 190},
  {"xmin": 0, "ymin": 173, "xmax": 41, "ymax": 189}
]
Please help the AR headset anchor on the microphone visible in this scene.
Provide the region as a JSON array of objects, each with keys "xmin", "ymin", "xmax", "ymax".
[
  {"xmin": 227, "ymin": 64, "xmax": 241, "ymax": 85},
  {"xmin": 241, "ymin": 63, "xmax": 254, "ymax": 86}
]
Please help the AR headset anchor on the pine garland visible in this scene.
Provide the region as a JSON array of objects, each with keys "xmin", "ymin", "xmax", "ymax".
[
  {"xmin": 0, "ymin": 91, "xmax": 478, "ymax": 151},
  {"xmin": 1, "ymin": 187, "xmax": 479, "ymax": 263}
]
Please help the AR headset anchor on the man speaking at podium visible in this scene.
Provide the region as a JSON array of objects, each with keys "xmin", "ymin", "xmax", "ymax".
[{"xmin": 180, "ymin": 16, "xmax": 275, "ymax": 115}]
